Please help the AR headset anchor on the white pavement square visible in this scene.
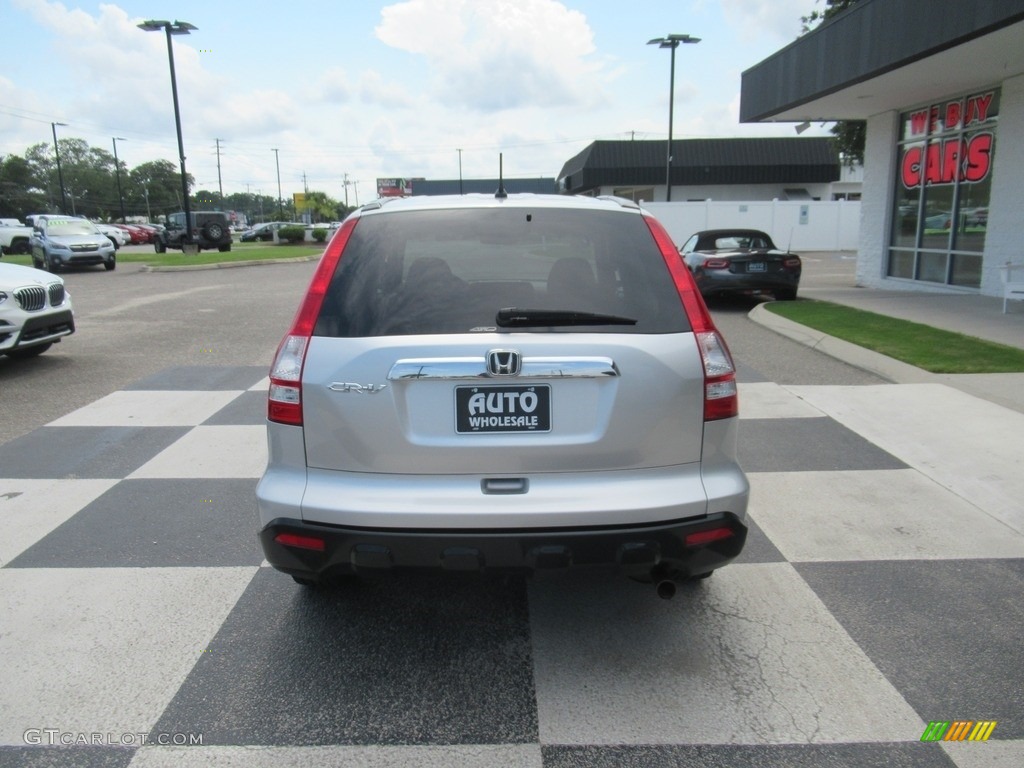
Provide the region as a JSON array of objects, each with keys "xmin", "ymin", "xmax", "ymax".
[
  {"xmin": 738, "ymin": 382, "xmax": 827, "ymax": 419},
  {"xmin": 748, "ymin": 469, "xmax": 1024, "ymax": 562},
  {"xmin": 0, "ymin": 567, "xmax": 258, "ymax": 745},
  {"xmin": 128, "ymin": 426, "xmax": 267, "ymax": 479},
  {"xmin": 47, "ymin": 391, "xmax": 245, "ymax": 428},
  {"xmin": 529, "ymin": 563, "xmax": 923, "ymax": 746}
]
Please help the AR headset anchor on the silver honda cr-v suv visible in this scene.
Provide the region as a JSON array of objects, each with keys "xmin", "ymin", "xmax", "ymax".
[{"xmin": 256, "ymin": 193, "xmax": 749, "ymax": 598}]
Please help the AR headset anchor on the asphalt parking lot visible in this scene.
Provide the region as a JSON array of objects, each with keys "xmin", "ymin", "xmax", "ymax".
[{"xmin": 1, "ymin": 252, "xmax": 1021, "ymax": 767}]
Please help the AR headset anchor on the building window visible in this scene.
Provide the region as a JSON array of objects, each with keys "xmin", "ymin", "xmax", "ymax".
[{"xmin": 888, "ymin": 89, "xmax": 998, "ymax": 288}]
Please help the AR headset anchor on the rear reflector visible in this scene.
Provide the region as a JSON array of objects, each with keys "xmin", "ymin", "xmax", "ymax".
[
  {"xmin": 275, "ymin": 532, "xmax": 326, "ymax": 552},
  {"xmin": 685, "ymin": 528, "xmax": 735, "ymax": 547}
]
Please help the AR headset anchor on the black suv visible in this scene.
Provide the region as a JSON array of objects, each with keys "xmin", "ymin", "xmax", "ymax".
[{"xmin": 155, "ymin": 211, "xmax": 232, "ymax": 253}]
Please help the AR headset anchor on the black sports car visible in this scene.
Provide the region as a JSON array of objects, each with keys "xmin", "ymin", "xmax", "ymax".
[{"xmin": 679, "ymin": 228, "xmax": 801, "ymax": 300}]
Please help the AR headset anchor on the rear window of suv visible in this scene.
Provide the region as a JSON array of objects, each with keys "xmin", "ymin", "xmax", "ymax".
[{"xmin": 314, "ymin": 207, "xmax": 690, "ymax": 336}]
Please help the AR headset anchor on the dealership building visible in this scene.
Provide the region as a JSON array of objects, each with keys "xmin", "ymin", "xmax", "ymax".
[{"xmin": 740, "ymin": 0, "xmax": 1024, "ymax": 297}]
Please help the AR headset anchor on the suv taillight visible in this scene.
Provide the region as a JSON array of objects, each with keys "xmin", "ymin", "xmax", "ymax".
[
  {"xmin": 644, "ymin": 215, "xmax": 739, "ymax": 421},
  {"xmin": 267, "ymin": 219, "xmax": 359, "ymax": 425}
]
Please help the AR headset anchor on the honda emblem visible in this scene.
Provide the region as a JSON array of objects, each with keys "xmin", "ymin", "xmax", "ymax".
[{"xmin": 487, "ymin": 349, "xmax": 521, "ymax": 377}]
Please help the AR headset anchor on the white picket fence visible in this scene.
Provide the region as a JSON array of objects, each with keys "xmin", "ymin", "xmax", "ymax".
[{"xmin": 642, "ymin": 200, "xmax": 861, "ymax": 252}]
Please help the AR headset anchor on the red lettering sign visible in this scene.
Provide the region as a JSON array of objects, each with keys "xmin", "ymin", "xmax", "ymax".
[
  {"xmin": 910, "ymin": 110, "xmax": 929, "ymax": 136},
  {"xmin": 907, "ymin": 91, "xmax": 994, "ymax": 137},
  {"xmin": 900, "ymin": 134, "xmax": 992, "ymax": 188},
  {"xmin": 945, "ymin": 101, "xmax": 961, "ymax": 130},
  {"xmin": 902, "ymin": 146, "xmax": 921, "ymax": 187},
  {"xmin": 965, "ymin": 133, "xmax": 993, "ymax": 182}
]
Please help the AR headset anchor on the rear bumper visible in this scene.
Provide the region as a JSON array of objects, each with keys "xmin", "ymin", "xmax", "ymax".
[
  {"xmin": 695, "ymin": 270, "xmax": 800, "ymax": 297},
  {"xmin": 258, "ymin": 511, "xmax": 747, "ymax": 583}
]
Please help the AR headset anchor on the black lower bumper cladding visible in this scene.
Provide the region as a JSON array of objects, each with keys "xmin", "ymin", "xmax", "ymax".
[{"xmin": 260, "ymin": 512, "xmax": 747, "ymax": 584}]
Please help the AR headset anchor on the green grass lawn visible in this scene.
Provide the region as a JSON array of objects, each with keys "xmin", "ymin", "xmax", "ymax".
[
  {"xmin": 765, "ymin": 299, "xmax": 1024, "ymax": 374},
  {"xmin": 2, "ymin": 241, "xmax": 322, "ymax": 269}
]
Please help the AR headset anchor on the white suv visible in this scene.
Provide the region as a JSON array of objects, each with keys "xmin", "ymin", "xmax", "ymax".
[
  {"xmin": 0, "ymin": 262, "xmax": 75, "ymax": 358},
  {"xmin": 256, "ymin": 194, "xmax": 748, "ymax": 598}
]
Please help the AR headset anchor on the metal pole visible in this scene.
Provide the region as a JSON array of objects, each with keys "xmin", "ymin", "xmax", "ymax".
[
  {"xmin": 457, "ymin": 148, "xmax": 463, "ymax": 194},
  {"xmin": 113, "ymin": 137, "xmax": 127, "ymax": 222},
  {"xmin": 648, "ymin": 35, "xmax": 700, "ymax": 203},
  {"xmin": 666, "ymin": 42, "xmax": 676, "ymax": 202},
  {"xmin": 272, "ymin": 148, "xmax": 282, "ymax": 218},
  {"xmin": 51, "ymin": 122, "xmax": 68, "ymax": 214},
  {"xmin": 163, "ymin": 24, "xmax": 192, "ymax": 243},
  {"xmin": 215, "ymin": 138, "xmax": 223, "ymax": 208}
]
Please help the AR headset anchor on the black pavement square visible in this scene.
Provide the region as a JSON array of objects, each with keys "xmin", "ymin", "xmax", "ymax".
[
  {"xmin": 0, "ymin": 747, "xmax": 136, "ymax": 768},
  {"xmin": 733, "ymin": 516, "xmax": 786, "ymax": 565},
  {"xmin": 796, "ymin": 559, "xmax": 1024, "ymax": 739},
  {"xmin": 0, "ymin": 426, "xmax": 189, "ymax": 479},
  {"xmin": 152, "ymin": 569, "xmax": 538, "ymax": 746},
  {"xmin": 123, "ymin": 365, "xmax": 267, "ymax": 391},
  {"xmin": 738, "ymin": 417, "xmax": 907, "ymax": 472},
  {"xmin": 9, "ymin": 479, "xmax": 263, "ymax": 568},
  {"xmin": 541, "ymin": 743, "xmax": 958, "ymax": 767},
  {"xmin": 202, "ymin": 391, "xmax": 267, "ymax": 426}
]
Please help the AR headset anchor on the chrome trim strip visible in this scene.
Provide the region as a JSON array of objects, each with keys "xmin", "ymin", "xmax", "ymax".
[{"xmin": 388, "ymin": 356, "xmax": 619, "ymax": 380}]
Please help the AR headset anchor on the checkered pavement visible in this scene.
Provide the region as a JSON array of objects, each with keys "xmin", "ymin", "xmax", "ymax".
[{"xmin": 1, "ymin": 366, "xmax": 1022, "ymax": 768}]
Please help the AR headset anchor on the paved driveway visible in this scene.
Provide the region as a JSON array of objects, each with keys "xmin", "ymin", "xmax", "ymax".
[{"xmin": 1, "ymin": 258, "xmax": 1021, "ymax": 766}]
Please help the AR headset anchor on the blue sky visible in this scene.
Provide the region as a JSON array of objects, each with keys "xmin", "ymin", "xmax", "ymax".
[{"xmin": 1, "ymin": 0, "xmax": 826, "ymax": 203}]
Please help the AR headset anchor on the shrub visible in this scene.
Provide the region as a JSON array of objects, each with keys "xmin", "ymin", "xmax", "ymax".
[
  {"xmin": 278, "ymin": 225, "xmax": 306, "ymax": 244},
  {"xmin": 312, "ymin": 228, "xmax": 328, "ymax": 243}
]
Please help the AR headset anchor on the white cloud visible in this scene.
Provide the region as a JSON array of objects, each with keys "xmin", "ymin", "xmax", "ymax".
[
  {"xmin": 719, "ymin": 0, "xmax": 818, "ymax": 42},
  {"xmin": 375, "ymin": 0, "xmax": 607, "ymax": 112}
]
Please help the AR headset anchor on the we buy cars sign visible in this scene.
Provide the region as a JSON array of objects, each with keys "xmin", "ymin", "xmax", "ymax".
[{"xmin": 900, "ymin": 90, "xmax": 994, "ymax": 189}]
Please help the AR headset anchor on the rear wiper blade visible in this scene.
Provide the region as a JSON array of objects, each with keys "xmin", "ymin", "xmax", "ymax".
[{"xmin": 496, "ymin": 307, "xmax": 637, "ymax": 327}]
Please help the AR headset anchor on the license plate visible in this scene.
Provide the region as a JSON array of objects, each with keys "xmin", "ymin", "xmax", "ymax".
[
  {"xmin": 455, "ymin": 385, "xmax": 551, "ymax": 433},
  {"xmin": 747, "ymin": 261, "xmax": 767, "ymax": 272}
]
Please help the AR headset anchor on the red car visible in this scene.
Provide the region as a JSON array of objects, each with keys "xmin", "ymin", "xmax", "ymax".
[{"xmin": 114, "ymin": 224, "xmax": 149, "ymax": 245}]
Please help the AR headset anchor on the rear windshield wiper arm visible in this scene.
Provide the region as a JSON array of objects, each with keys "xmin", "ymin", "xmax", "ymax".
[{"xmin": 496, "ymin": 307, "xmax": 637, "ymax": 327}]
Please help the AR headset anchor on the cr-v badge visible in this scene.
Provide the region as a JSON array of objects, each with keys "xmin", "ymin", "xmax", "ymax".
[{"xmin": 328, "ymin": 382, "xmax": 388, "ymax": 394}]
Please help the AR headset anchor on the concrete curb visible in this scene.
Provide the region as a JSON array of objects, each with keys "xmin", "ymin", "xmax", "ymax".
[
  {"xmin": 747, "ymin": 302, "xmax": 934, "ymax": 384},
  {"xmin": 139, "ymin": 254, "xmax": 321, "ymax": 273}
]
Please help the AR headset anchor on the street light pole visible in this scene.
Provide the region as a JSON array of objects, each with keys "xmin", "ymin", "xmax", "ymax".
[
  {"xmin": 138, "ymin": 19, "xmax": 197, "ymax": 243},
  {"xmin": 51, "ymin": 122, "xmax": 68, "ymax": 214},
  {"xmin": 112, "ymin": 137, "xmax": 127, "ymax": 222},
  {"xmin": 457, "ymin": 148, "xmax": 463, "ymax": 195},
  {"xmin": 647, "ymin": 34, "xmax": 700, "ymax": 202}
]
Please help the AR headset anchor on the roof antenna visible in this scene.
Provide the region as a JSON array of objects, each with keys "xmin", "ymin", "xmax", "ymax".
[{"xmin": 495, "ymin": 153, "xmax": 507, "ymax": 199}]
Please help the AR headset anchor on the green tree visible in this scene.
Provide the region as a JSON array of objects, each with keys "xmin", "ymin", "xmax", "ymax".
[
  {"xmin": 128, "ymin": 160, "xmax": 194, "ymax": 221},
  {"xmin": 192, "ymin": 189, "xmax": 220, "ymax": 209},
  {"xmin": 303, "ymin": 190, "xmax": 340, "ymax": 223},
  {"xmin": 0, "ymin": 154, "xmax": 48, "ymax": 219},
  {"xmin": 801, "ymin": 0, "xmax": 866, "ymax": 166}
]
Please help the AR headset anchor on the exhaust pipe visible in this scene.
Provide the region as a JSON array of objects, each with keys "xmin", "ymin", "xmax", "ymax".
[{"xmin": 656, "ymin": 580, "xmax": 677, "ymax": 600}]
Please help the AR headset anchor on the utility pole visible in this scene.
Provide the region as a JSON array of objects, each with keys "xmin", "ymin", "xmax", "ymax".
[
  {"xmin": 342, "ymin": 173, "xmax": 350, "ymax": 208},
  {"xmin": 272, "ymin": 148, "xmax": 282, "ymax": 218},
  {"xmin": 302, "ymin": 171, "xmax": 309, "ymax": 223},
  {"xmin": 215, "ymin": 138, "xmax": 224, "ymax": 208}
]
